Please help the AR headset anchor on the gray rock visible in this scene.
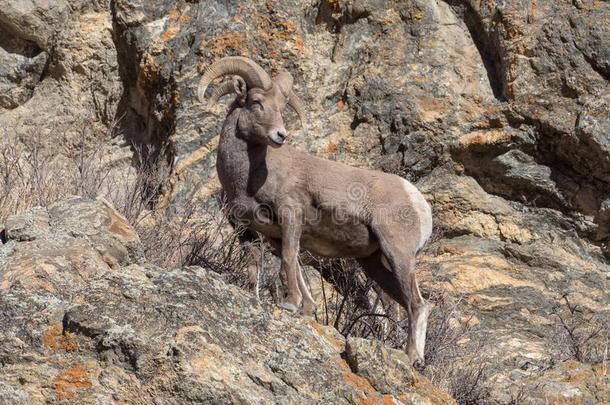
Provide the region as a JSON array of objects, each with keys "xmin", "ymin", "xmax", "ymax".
[
  {"xmin": 0, "ymin": 199, "xmax": 453, "ymax": 404},
  {"xmin": 4, "ymin": 207, "xmax": 50, "ymax": 241},
  {"xmin": 0, "ymin": 45, "xmax": 46, "ymax": 109},
  {"xmin": 345, "ymin": 336, "xmax": 417, "ymax": 395},
  {"xmin": 490, "ymin": 149, "xmax": 567, "ymax": 210},
  {"xmin": 597, "ymin": 199, "xmax": 610, "ymax": 241},
  {"xmin": 0, "ymin": 0, "xmax": 73, "ymax": 50}
]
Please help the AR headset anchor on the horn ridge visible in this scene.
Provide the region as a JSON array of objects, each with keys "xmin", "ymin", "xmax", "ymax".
[
  {"xmin": 197, "ymin": 56, "xmax": 272, "ymax": 103},
  {"xmin": 207, "ymin": 80, "xmax": 237, "ymax": 105}
]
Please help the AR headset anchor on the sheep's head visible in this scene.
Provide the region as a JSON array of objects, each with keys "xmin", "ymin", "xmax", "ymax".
[{"xmin": 198, "ymin": 56, "xmax": 305, "ymax": 148}]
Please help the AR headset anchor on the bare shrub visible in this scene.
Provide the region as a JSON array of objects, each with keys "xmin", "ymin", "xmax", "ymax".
[
  {"xmin": 136, "ymin": 193, "xmax": 251, "ymax": 275},
  {"xmin": 0, "ymin": 130, "xmax": 70, "ymax": 221},
  {"xmin": 420, "ymin": 293, "xmax": 491, "ymax": 404},
  {"xmin": 297, "ymin": 256, "xmax": 408, "ymax": 345},
  {"xmin": 310, "ymin": 258, "xmax": 374, "ymax": 327},
  {"xmin": 0, "ymin": 115, "xmax": 127, "ymax": 223},
  {"xmin": 307, "ymin": 260, "xmax": 492, "ymax": 404},
  {"xmin": 0, "ymin": 117, "xmax": 251, "ymax": 279},
  {"xmin": 550, "ymin": 294, "xmax": 610, "ymax": 364}
]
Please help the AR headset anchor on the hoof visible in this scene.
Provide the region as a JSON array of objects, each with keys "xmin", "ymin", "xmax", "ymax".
[
  {"xmin": 302, "ymin": 301, "xmax": 316, "ymax": 317},
  {"xmin": 407, "ymin": 346, "xmax": 425, "ymax": 368},
  {"xmin": 278, "ymin": 302, "xmax": 299, "ymax": 313}
]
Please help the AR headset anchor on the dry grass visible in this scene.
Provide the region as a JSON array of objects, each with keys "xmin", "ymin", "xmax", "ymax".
[{"xmin": 0, "ymin": 117, "xmax": 251, "ymax": 277}]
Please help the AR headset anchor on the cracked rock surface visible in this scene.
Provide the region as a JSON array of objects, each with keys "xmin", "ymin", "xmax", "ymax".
[{"xmin": 0, "ymin": 198, "xmax": 452, "ymax": 403}]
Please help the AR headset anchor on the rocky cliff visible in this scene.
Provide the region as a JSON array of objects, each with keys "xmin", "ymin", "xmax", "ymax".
[{"xmin": 0, "ymin": 0, "xmax": 609, "ymax": 403}]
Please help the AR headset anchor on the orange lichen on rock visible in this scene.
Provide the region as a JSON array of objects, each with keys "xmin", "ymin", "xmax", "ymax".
[
  {"xmin": 591, "ymin": 1, "xmax": 604, "ymax": 9},
  {"xmin": 274, "ymin": 20, "xmax": 297, "ymax": 41},
  {"xmin": 483, "ymin": 0, "xmax": 495, "ymax": 10},
  {"xmin": 293, "ymin": 36, "xmax": 305, "ymax": 52},
  {"xmin": 54, "ymin": 364, "xmax": 92, "ymax": 401},
  {"xmin": 325, "ymin": 142, "xmax": 339, "ymax": 155},
  {"xmin": 43, "ymin": 324, "xmax": 78, "ymax": 352},
  {"xmin": 356, "ymin": 393, "xmax": 396, "ymax": 405},
  {"xmin": 343, "ymin": 370, "xmax": 379, "ymax": 401},
  {"xmin": 168, "ymin": 8, "xmax": 180, "ymax": 22},
  {"xmin": 160, "ymin": 26, "xmax": 179, "ymax": 42},
  {"xmin": 309, "ymin": 320, "xmax": 344, "ymax": 352},
  {"xmin": 209, "ymin": 32, "xmax": 245, "ymax": 56},
  {"xmin": 138, "ymin": 54, "xmax": 158, "ymax": 83},
  {"xmin": 172, "ymin": 89, "xmax": 181, "ymax": 105},
  {"xmin": 155, "ymin": 8, "xmax": 188, "ymax": 43},
  {"xmin": 459, "ymin": 129, "xmax": 508, "ymax": 146}
]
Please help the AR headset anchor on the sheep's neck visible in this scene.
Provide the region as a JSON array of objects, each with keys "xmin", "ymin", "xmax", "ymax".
[{"xmin": 217, "ymin": 108, "xmax": 268, "ymax": 201}]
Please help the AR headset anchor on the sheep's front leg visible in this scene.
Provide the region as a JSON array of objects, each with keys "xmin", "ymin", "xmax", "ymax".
[
  {"xmin": 278, "ymin": 211, "xmax": 303, "ymax": 312},
  {"xmin": 297, "ymin": 263, "xmax": 316, "ymax": 316}
]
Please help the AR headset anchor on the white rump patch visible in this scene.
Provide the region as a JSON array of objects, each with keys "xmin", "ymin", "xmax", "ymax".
[{"xmin": 401, "ymin": 179, "xmax": 433, "ymax": 250}]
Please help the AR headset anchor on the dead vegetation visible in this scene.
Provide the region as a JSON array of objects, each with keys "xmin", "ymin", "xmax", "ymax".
[
  {"xmin": 550, "ymin": 294, "xmax": 610, "ymax": 365},
  {"xmin": 0, "ymin": 117, "xmax": 251, "ymax": 276},
  {"xmin": 420, "ymin": 293, "xmax": 492, "ymax": 404},
  {"xmin": 277, "ymin": 255, "xmax": 494, "ymax": 404}
]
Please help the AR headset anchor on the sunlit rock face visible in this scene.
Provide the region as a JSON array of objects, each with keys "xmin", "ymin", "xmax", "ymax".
[{"xmin": 0, "ymin": 0, "xmax": 608, "ymax": 402}]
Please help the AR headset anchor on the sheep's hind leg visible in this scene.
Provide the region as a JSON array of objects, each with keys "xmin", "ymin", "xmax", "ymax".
[
  {"xmin": 369, "ymin": 224, "xmax": 429, "ymax": 365},
  {"xmin": 358, "ymin": 251, "xmax": 407, "ymax": 308}
]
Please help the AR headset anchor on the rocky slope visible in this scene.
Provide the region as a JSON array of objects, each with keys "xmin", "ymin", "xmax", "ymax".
[
  {"xmin": 0, "ymin": 198, "xmax": 452, "ymax": 403},
  {"xmin": 0, "ymin": 0, "xmax": 609, "ymax": 403}
]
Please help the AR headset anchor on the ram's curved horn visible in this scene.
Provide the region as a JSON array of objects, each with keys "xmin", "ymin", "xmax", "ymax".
[
  {"xmin": 274, "ymin": 71, "xmax": 294, "ymax": 97},
  {"xmin": 207, "ymin": 79, "xmax": 238, "ymax": 105},
  {"xmin": 273, "ymin": 71, "xmax": 305, "ymax": 126},
  {"xmin": 287, "ymin": 91, "xmax": 306, "ymax": 127},
  {"xmin": 198, "ymin": 56, "xmax": 272, "ymax": 103},
  {"xmin": 208, "ymin": 80, "xmax": 235, "ymax": 105}
]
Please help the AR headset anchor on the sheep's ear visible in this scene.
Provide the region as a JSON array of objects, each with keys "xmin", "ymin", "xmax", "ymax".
[{"xmin": 233, "ymin": 76, "xmax": 247, "ymax": 105}]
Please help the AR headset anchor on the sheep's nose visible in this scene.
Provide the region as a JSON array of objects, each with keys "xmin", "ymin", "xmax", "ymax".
[{"xmin": 277, "ymin": 130, "xmax": 287, "ymax": 141}]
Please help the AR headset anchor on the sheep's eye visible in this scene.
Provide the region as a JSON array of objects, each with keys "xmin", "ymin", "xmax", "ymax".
[{"xmin": 252, "ymin": 101, "xmax": 264, "ymax": 111}]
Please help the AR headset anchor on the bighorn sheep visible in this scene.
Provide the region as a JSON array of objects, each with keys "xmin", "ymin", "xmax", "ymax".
[{"xmin": 198, "ymin": 56, "xmax": 432, "ymax": 364}]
